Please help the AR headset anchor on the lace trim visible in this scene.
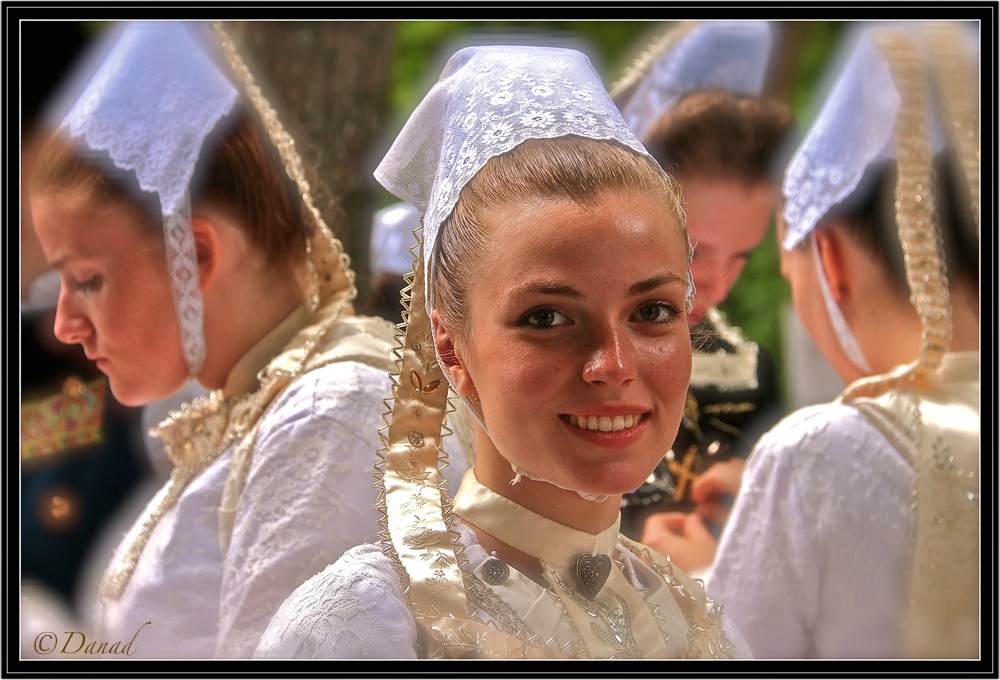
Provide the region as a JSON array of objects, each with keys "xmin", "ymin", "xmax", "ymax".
[
  {"xmin": 465, "ymin": 575, "xmax": 539, "ymax": 642},
  {"xmin": 690, "ymin": 309, "xmax": 760, "ymax": 392},
  {"xmin": 100, "ymin": 390, "xmax": 253, "ymax": 598}
]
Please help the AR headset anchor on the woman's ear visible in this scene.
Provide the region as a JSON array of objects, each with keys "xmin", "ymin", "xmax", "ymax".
[
  {"xmin": 190, "ymin": 216, "xmax": 222, "ymax": 293},
  {"xmin": 814, "ymin": 227, "xmax": 851, "ymax": 303},
  {"xmin": 431, "ymin": 309, "xmax": 475, "ymax": 397}
]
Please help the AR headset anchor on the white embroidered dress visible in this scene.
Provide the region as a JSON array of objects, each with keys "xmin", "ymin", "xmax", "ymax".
[
  {"xmin": 703, "ymin": 351, "xmax": 979, "ymax": 659},
  {"xmin": 91, "ymin": 311, "xmax": 470, "ymax": 659},
  {"xmin": 254, "ymin": 519, "xmax": 753, "ymax": 659}
]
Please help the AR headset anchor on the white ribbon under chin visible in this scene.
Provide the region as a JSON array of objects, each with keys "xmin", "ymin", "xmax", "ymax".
[
  {"xmin": 509, "ymin": 462, "xmax": 612, "ymax": 503},
  {"xmin": 811, "ymin": 234, "xmax": 873, "ymax": 375}
]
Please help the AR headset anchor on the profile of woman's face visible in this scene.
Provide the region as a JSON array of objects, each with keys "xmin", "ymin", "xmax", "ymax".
[
  {"xmin": 449, "ymin": 190, "xmax": 692, "ymax": 497},
  {"xmin": 30, "ymin": 187, "xmax": 190, "ymax": 406}
]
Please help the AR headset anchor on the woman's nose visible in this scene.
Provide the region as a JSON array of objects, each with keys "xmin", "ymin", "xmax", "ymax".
[
  {"xmin": 52, "ymin": 289, "xmax": 93, "ymax": 346},
  {"xmin": 692, "ymin": 257, "xmax": 738, "ymax": 309},
  {"xmin": 582, "ymin": 324, "xmax": 637, "ymax": 387}
]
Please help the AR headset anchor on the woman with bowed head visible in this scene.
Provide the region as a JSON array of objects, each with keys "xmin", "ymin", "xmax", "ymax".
[
  {"xmin": 26, "ymin": 21, "xmax": 471, "ymax": 658},
  {"xmin": 696, "ymin": 21, "xmax": 980, "ymax": 658},
  {"xmin": 256, "ymin": 44, "xmax": 750, "ymax": 660}
]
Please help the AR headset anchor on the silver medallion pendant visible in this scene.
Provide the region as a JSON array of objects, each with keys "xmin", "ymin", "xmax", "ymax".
[
  {"xmin": 576, "ymin": 553, "xmax": 612, "ymax": 599},
  {"xmin": 482, "ymin": 552, "xmax": 510, "ymax": 585}
]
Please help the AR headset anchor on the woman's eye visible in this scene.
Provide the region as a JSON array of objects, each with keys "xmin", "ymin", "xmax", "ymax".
[
  {"xmin": 71, "ymin": 276, "xmax": 102, "ymax": 293},
  {"xmin": 633, "ymin": 302, "xmax": 678, "ymax": 324},
  {"xmin": 523, "ymin": 309, "xmax": 569, "ymax": 328}
]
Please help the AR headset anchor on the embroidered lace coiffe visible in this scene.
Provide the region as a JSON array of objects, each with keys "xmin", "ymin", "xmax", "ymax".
[
  {"xmin": 612, "ymin": 20, "xmax": 774, "ymax": 141},
  {"xmin": 61, "ymin": 22, "xmax": 236, "ymax": 375}
]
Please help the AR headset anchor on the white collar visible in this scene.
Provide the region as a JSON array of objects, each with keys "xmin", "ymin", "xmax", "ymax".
[{"xmin": 451, "ymin": 469, "xmax": 619, "ymax": 570}]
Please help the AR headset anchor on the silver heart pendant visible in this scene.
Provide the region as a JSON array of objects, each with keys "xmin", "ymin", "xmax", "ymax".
[{"xmin": 576, "ymin": 553, "xmax": 612, "ymax": 600}]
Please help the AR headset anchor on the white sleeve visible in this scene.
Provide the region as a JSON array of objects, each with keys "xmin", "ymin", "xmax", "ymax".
[
  {"xmin": 253, "ymin": 544, "xmax": 418, "ymax": 659},
  {"xmin": 703, "ymin": 403, "xmax": 914, "ymax": 659},
  {"xmin": 215, "ymin": 361, "xmax": 390, "ymax": 659}
]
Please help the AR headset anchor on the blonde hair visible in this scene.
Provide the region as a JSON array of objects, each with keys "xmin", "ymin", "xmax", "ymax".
[{"xmin": 434, "ymin": 136, "xmax": 687, "ymax": 336}]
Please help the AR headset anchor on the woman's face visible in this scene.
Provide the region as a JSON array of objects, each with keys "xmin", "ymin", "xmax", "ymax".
[
  {"xmin": 30, "ymin": 188, "xmax": 190, "ymax": 406},
  {"xmin": 681, "ymin": 177, "xmax": 777, "ymax": 324},
  {"xmin": 449, "ymin": 190, "xmax": 692, "ymax": 497}
]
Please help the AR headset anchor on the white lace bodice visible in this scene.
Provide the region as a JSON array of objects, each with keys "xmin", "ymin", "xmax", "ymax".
[
  {"xmin": 703, "ymin": 402, "xmax": 916, "ymax": 659},
  {"xmin": 90, "ymin": 360, "xmax": 468, "ymax": 659},
  {"xmin": 255, "ymin": 521, "xmax": 751, "ymax": 659}
]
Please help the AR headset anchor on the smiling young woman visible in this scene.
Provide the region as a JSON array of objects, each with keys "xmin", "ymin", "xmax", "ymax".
[{"xmin": 255, "ymin": 44, "xmax": 749, "ymax": 660}]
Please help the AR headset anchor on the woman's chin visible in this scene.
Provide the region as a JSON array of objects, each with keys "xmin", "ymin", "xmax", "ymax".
[{"xmin": 558, "ymin": 473, "xmax": 650, "ymax": 500}]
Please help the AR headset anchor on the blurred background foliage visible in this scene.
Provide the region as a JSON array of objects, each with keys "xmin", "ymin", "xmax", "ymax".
[{"xmin": 385, "ymin": 20, "xmax": 849, "ymax": 406}]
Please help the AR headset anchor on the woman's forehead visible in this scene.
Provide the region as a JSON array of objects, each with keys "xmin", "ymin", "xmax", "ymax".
[{"xmin": 478, "ymin": 193, "xmax": 688, "ymax": 276}]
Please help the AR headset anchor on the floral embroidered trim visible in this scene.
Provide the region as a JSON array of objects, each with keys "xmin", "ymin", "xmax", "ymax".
[
  {"xmin": 551, "ymin": 575, "xmax": 643, "ymax": 659},
  {"xmin": 465, "ymin": 575, "xmax": 539, "ymax": 642}
]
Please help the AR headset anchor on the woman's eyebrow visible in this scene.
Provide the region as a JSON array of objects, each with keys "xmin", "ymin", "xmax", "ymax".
[
  {"xmin": 626, "ymin": 273, "xmax": 686, "ymax": 297},
  {"xmin": 517, "ymin": 281, "xmax": 584, "ymax": 299}
]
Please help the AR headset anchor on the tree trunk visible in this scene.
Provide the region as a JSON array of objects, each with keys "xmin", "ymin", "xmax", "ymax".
[{"xmin": 221, "ymin": 21, "xmax": 397, "ymax": 299}]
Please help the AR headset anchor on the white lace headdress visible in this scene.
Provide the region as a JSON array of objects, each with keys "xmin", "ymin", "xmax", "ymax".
[
  {"xmin": 615, "ymin": 21, "xmax": 774, "ymax": 142},
  {"xmin": 375, "ymin": 44, "xmax": 686, "ymax": 328},
  {"xmin": 59, "ymin": 21, "xmax": 240, "ymax": 375},
  {"xmin": 781, "ymin": 21, "xmax": 977, "ymax": 250},
  {"xmin": 781, "ymin": 21, "xmax": 978, "ymax": 392}
]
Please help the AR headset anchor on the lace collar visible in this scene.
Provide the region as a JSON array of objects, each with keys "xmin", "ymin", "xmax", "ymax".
[{"xmin": 451, "ymin": 469, "xmax": 620, "ymax": 569}]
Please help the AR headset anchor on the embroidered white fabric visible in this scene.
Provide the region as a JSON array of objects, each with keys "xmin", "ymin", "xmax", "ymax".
[
  {"xmin": 619, "ymin": 21, "xmax": 773, "ymax": 141},
  {"xmin": 254, "ymin": 520, "xmax": 752, "ymax": 659},
  {"xmin": 86, "ymin": 358, "xmax": 470, "ymax": 659},
  {"xmin": 703, "ymin": 402, "xmax": 915, "ymax": 659},
  {"xmin": 780, "ymin": 26, "xmax": 899, "ymax": 251},
  {"xmin": 60, "ymin": 21, "xmax": 241, "ymax": 375}
]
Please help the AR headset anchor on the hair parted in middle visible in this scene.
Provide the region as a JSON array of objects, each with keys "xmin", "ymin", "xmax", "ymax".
[{"xmin": 642, "ymin": 89, "xmax": 794, "ymax": 187}]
